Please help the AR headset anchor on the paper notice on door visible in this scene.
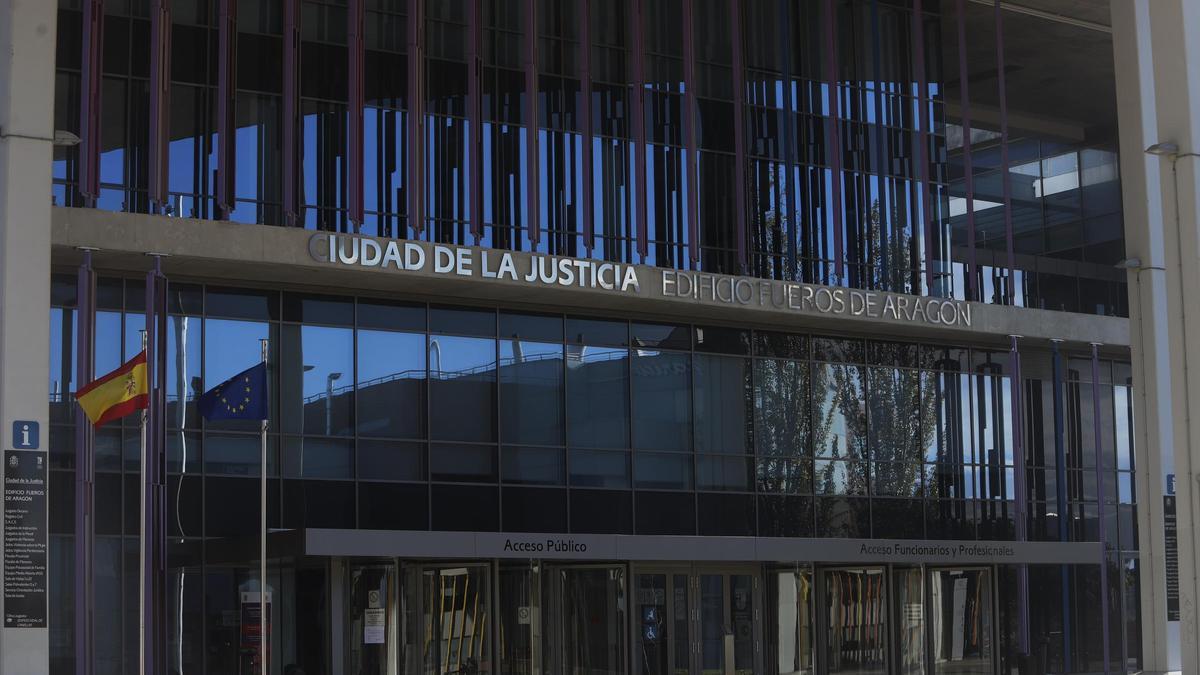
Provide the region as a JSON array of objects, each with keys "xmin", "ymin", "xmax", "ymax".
[{"xmin": 364, "ymin": 608, "xmax": 386, "ymax": 644}]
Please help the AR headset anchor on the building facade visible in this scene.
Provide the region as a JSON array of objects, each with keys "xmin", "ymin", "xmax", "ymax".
[{"xmin": 10, "ymin": 0, "xmax": 1200, "ymax": 674}]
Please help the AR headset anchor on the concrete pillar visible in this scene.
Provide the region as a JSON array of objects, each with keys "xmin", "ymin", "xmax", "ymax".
[
  {"xmin": 0, "ymin": 0, "xmax": 57, "ymax": 673},
  {"xmin": 1113, "ymin": 0, "xmax": 1200, "ymax": 672}
]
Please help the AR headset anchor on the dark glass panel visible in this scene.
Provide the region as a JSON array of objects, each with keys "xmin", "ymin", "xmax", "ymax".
[
  {"xmin": 755, "ymin": 358, "xmax": 810, "ymax": 457},
  {"xmin": 631, "ymin": 323, "xmax": 691, "ymax": 350},
  {"xmin": 502, "ymin": 487, "xmax": 568, "ymax": 532},
  {"xmin": 632, "ymin": 350, "xmax": 691, "ymax": 451},
  {"xmin": 756, "ymin": 458, "xmax": 812, "ymax": 495},
  {"xmin": 697, "ymin": 455, "xmax": 754, "ymax": 492},
  {"xmin": 693, "ymin": 326, "xmax": 750, "ymax": 355},
  {"xmin": 568, "ymin": 450, "xmax": 630, "ymax": 489},
  {"xmin": 812, "ymin": 337, "xmax": 865, "ymax": 364},
  {"xmin": 358, "ymin": 482, "xmax": 429, "ymax": 530},
  {"xmin": 429, "ymin": 335, "xmax": 497, "ymax": 442},
  {"xmin": 500, "ymin": 312, "xmax": 564, "ymax": 342},
  {"xmin": 430, "ymin": 443, "xmax": 497, "ymax": 483},
  {"xmin": 430, "ymin": 306, "xmax": 497, "ymax": 337},
  {"xmin": 757, "ymin": 495, "xmax": 814, "ymax": 538},
  {"xmin": 697, "ymin": 494, "xmax": 755, "ymax": 536},
  {"xmin": 205, "ymin": 476, "xmax": 279, "ymax": 537},
  {"xmin": 205, "ymin": 287, "xmax": 279, "ymax": 320},
  {"xmin": 280, "ymin": 323, "xmax": 354, "ymax": 436},
  {"xmin": 282, "ymin": 436, "xmax": 353, "ymax": 479},
  {"xmin": 431, "ymin": 485, "xmax": 499, "ymax": 531},
  {"xmin": 357, "ymin": 440, "xmax": 424, "ymax": 482},
  {"xmin": 870, "ymin": 498, "xmax": 924, "ymax": 539},
  {"xmin": 634, "ymin": 452, "xmax": 693, "ymax": 490},
  {"xmin": 282, "ymin": 293, "xmax": 354, "ymax": 325},
  {"xmin": 566, "ymin": 346, "xmax": 629, "ymax": 449},
  {"xmin": 635, "ymin": 491, "xmax": 695, "ymax": 535},
  {"xmin": 693, "ymin": 354, "xmax": 751, "ymax": 453},
  {"xmin": 815, "ymin": 496, "xmax": 870, "ymax": 539},
  {"xmin": 569, "ymin": 490, "xmax": 632, "ymax": 534},
  {"xmin": 925, "ymin": 500, "xmax": 976, "ymax": 540},
  {"xmin": 500, "ymin": 341, "xmax": 565, "ymax": 445},
  {"xmin": 501, "ymin": 446, "xmax": 565, "ymax": 486},
  {"xmin": 94, "ymin": 473, "xmax": 123, "ymax": 535},
  {"xmin": 754, "ymin": 331, "xmax": 809, "ymax": 360},
  {"xmin": 203, "ymin": 433, "xmax": 276, "ymax": 477},
  {"xmin": 281, "ymin": 479, "xmax": 356, "ymax": 529},
  {"xmin": 814, "ymin": 459, "xmax": 868, "ymax": 496},
  {"xmin": 565, "ymin": 317, "xmax": 628, "ymax": 347},
  {"xmin": 356, "ymin": 329, "xmax": 426, "ymax": 438}
]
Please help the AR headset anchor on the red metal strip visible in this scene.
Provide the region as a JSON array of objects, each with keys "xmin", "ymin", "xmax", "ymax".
[
  {"xmin": 956, "ymin": 0, "xmax": 976, "ymax": 300},
  {"xmin": 630, "ymin": 0, "xmax": 648, "ymax": 259},
  {"xmin": 682, "ymin": 0, "xmax": 699, "ymax": 266},
  {"xmin": 467, "ymin": 0, "xmax": 482, "ymax": 242},
  {"xmin": 913, "ymin": 0, "xmax": 935, "ymax": 292},
  {"xmin": 407, "ymin": 0, "xmax": 424, "ymax": 237},
  {"xmin": 731, "ymin": 0, "xmax": 747, "ymax": 271},
  {"xmin": 995, "ymin": 0, "xmax": 1015, "ymax": 303},
  {"xmin": 79, "ymin": 0, "xmax": 105, "ymax": 207},
  {"xmin": 148, "ymin": 0, "xmax": 172, "ymax": 213},
  {"xmin": 580, "ymin": 0, "xmax": 594, "ymax": 254},
  {"xmin": 348, "ymin": 0, "xmax": 366, "ymax": 230},
  {"xmin": 525, "ymin": 0, "xmax": 541, "ymax": 248},
  {"xmin": 822, "ymin": 0, "xmax": 844, "ymax": 281},
  {"xmin": 283, "ymin": 0, "xmax": 300, "ymax": 226},
  {"xmin": 216, "ymin": 0, "xmax": 237, "ymax": 219}
]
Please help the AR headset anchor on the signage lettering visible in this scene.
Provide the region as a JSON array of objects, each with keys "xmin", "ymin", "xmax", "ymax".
[
  {"xmin": 309, "ymin": 234, "xmax": 973, "ymax": 327},
  {"xmin": 502, "ymin": 538, "xmax": 588, "ymax": 554},
  {"xmin": 4, "ymin": 449, "xmax": 48, "ymax": 627}
]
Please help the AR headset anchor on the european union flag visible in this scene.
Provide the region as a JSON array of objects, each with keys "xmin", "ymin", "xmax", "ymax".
[{"xmin": 198, "ymin": 362, "xmax": 268, "ymax": 421}]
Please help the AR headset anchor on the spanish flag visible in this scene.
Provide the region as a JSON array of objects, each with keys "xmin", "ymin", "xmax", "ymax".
[{"xmin": 75, "ymin": 350, "xmax": 149, "ymax": 427}]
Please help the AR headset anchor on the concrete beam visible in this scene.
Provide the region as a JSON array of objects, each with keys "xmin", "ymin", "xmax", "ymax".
[{"xmin": 50, "ymin": 207, "xmax": 1131, "ymax": 352}]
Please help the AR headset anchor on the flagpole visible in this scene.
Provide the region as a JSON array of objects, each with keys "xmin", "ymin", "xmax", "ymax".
[
  {"xmin": 260, "ymin": 337, "xmax": 269, "ymax": 675},
  {"xmin": 74, "ymin": 248, "xmax": 97, "ymax": 675},
  {"xmin": 138, "ymin": 329, "xmax": 148, "ymax": 675}
]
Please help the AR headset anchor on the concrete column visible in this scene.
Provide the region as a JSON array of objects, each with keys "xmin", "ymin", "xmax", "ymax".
[
  {"xmin": 0, "ymin": 0, "xmax": 57, "ymax": 673},
  {"xmin": 1114, "ymin": 0, "xmax": 1200, "ymax": 672},
  {"xmin": 1111, "ymin": 3, "xmax": 1173, "ymax": 670}
]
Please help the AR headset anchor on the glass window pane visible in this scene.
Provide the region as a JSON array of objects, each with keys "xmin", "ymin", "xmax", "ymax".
[
  {"xmin": 429, "ymin": 335, "xmax": 497, "ymax": 442},
  {"xmin": 281, "ymin": 324, "xmax": 354, "ymax": 436},
  {"xmin": 813, "ymin": 363, "xmax": 865, "ymax": 459},
  {"xmin": 430, "ymin": 443, "xmax": 497, "ymax": 483},
  {"xmin": 694, "ymin": 354, "xmax": 751, "ymax": 454},
  {"xmin": 567, "ymin": 346, "xmax": 629, "ymax": 449},
  {"xmin": 698, "ymin": 455, "xmax": 754, "ymax": 492},
  {"xmin": 204, "ymin": 318, "xmax": 272, "ymax": 432},
  {"xmin": 500, "ymin": 341, "xmax": 564, "ymax": 445},
  {"xmin": 357, "ymin": 440, "xmax": 424, "ymax": 482},
  {"xmin": 569, "ymin": 449, "xmax": 629, "ymax": 488},
  {"xmin": 755, "ymin": 359, "xmax": 810, "ymax": 457},
  {"xmin": 357, "ymin": 329, "xmax": 426, "ymax": 438},
  {"xmin": 634, "ymin": 451, "xmax": 693, "ymax": 490},
  {"xmin": 501, "ymin": 446, "xmax": 565, "ymax": 485},
  {"xmin": 632, "ymin": 350, "xmax": 691, "ymax": 451}
]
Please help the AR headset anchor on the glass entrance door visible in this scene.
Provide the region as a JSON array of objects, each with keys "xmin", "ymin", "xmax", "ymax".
[
  {"xmin": 634, "ymin": 569, "xmax": 760, "ymax": 675},
  {"xmin": 821, "ymin": 568, "xmax": 888, "ymax": 675},
  {"xmin": 406, "ymin": 565, "xmax": 493, "ymax": 675},
  {"xmin": 928, "ymin": 569, "xmax": 992, "ymax": 675},
  {"xmin": 544, "ymin": 565, "xmax": 628, "ymax": 675}
]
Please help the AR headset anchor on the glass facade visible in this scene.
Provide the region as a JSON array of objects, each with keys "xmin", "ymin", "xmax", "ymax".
[
  {"xmin": 46, "ymin": 276, "xmax": 1140, "ymax": 673},
  {"xmin": 45, "ymin": 1, "xmax": 1139, "ymax": 673},
  {"xmin": 51, "ymin": 0, "xmax": 1127, "ymax": 316}
]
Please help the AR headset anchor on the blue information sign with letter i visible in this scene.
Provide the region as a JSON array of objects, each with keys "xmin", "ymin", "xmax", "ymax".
[{"xmin": 12, "ymin": 420, "xmax": 39, "ymax": 449}]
